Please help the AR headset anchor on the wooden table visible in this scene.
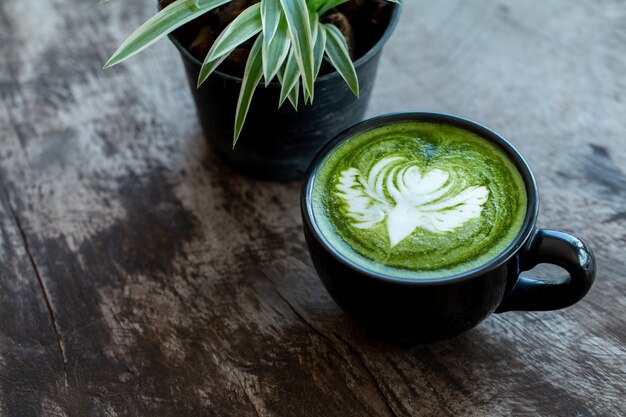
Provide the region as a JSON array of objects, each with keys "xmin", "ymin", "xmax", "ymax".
[{"xmin": 1, "ymin": 1, "xmax": 624, "ymax": 415}]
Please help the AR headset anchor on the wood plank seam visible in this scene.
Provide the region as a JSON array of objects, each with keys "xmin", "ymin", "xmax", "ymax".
[
  {"xmin": 229, "ymin": 365, "xmax": 264, "ymax": 417},
  {"xmin": 269, "ymin": 281, "xmax": 399, "ymax": 417},
  {"xmin": 0, "ymin": 185, "xmax": 69, "ymax": 391},
  {"xmin": 341, "ymin": 339, "xmax": 401, "ymax": 417}
]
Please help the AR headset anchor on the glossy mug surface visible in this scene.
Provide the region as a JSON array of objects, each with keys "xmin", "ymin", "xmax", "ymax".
[{"xmin": 301, "ymin": 113, "xmax": 596, "ymax": 343}]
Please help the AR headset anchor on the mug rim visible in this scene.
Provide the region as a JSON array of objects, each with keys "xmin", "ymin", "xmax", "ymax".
[{"xmin": 301, "ymin": 112, "xmax": 540, "ymax": 286}]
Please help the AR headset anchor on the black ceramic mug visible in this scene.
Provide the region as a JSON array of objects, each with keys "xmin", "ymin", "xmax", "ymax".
[{"xmin": 301, "ymin": 112, "xmax": 596, "ymax": 344}]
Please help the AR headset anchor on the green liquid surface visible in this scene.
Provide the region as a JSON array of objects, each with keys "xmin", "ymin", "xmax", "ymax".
[{"xmin": 312, "ymin": 121, "xmax": 528, "ymax": 279}]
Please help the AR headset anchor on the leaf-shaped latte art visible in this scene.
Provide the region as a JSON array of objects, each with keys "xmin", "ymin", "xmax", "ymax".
[{"xmin": 336, "ymin": 157, "xmax": 489, "ymax": 247}]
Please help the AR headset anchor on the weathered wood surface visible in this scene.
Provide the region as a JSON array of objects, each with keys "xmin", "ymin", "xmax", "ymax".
[{"xmin": 1, "ymin": 0, "xmax": 625, "ymax": 415}]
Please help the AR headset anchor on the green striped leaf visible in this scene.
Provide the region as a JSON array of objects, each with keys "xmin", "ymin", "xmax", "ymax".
[
  {"xmin": 234, "ymin": 34, "xmax": 264, "ymax": 146},
  {"xmin": 287, "ymin": 77, "xmax": 300, "ymax": 110},
  {"xmin": 279, "ymin": 0, "xmax": 315, "ymax": 97},
  {"xmin": 323, "ymin": 23, "xmax": 359, "ymax": 96},
  {"xmin": 278, "ymin": 65, "xmax": 299, "ymax": 110},
  {"xmin": 104, "ymin": 0, "xmax": 231, "ymax": 68},
  {"xmin": 196, "ymin": 54, "xmax": 230, "ymax": 88},
  {"xmin": 311, "ymin": 17, "xmax": 326, "ymax": 81},
  {"xmin": 262, "ymin": 16, "xmax": 291, "ymax": 84},
  {"xmin": 205, "ymin": 3, "xmax": 262, "ymax": 61},
  {"xmin": 308, "ymin": 0, "xmax": 328, "ymax": 12},
  {"xmin": 278, "ymin": 49, "xmax": 300, "ymax": 108},
  {"xmin": 198, "ymin": 3, "xmax": 263, "ymax": 85},
  {"xmin": 261, "ymin": 0, "xmax": 281, "ymax": 44},
  {"xmin": 317, "ymin": 0, "xmax": 349, "ymax": 15}
]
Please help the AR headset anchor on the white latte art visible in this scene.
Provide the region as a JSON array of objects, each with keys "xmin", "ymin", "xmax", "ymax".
[{"xmin": 335, "ymin": 157, "xmax": 489, "ymax": 247}]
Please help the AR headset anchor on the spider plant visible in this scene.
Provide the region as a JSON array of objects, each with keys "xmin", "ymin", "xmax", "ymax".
[{"xmin": 105, "ymin": 0, "xmax": 401, "ymax": 146}]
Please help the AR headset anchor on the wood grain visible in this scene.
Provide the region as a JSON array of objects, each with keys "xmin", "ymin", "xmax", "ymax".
[{"xmin": 1, "ymin": 0, "xmax": 625, "ymax": 416}]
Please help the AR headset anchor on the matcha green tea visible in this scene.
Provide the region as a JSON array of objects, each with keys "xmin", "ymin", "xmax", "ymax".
[{"xmin": 312, "ymin": 122, "xmax": 528, "ymax": 279}]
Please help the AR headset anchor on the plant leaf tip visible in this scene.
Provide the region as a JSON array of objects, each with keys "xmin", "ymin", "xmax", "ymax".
[
  {"xmin": 103, "ymin": 57, "xmax": 115, "ymax": 70},
  {"xmin": 103, "ymin": 50, "xmax": 125, "ymax": 69}
]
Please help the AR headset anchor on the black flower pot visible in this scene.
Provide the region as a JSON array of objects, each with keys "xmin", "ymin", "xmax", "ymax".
[{"xmin": 168, "ymin": 5, "xmax": 401, "ymax": 181}]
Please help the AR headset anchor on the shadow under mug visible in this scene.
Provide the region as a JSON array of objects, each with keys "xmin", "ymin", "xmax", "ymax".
[{"xmin": 301, "ymin": 112, "xmax": 596, "ymax": 344}]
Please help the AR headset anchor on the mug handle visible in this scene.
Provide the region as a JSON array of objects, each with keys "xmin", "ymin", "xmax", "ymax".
[{"xmin": 496, "ymin": 229, "xmax": 596, "ymax": 312}]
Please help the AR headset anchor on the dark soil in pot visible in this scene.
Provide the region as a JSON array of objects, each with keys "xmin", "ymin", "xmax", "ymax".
[{"xmin": 162, "ymin": 0, "xmax": 401, "ymax": 181}]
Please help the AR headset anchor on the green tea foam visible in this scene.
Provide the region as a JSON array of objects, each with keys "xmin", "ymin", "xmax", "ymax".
[{"xmin": 312, "ymin": 121, "xmax": 528, "ymax": 279}]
